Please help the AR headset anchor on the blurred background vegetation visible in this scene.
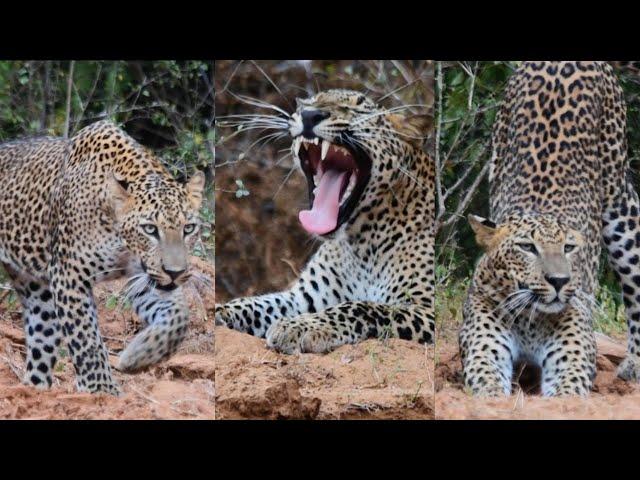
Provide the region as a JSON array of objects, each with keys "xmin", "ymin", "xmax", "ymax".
[
  {"xmin": 437, "ymin": 61, "xmax": 640, "ymax": 337},
  {"xmin": 0, "ymin": 60, "xmax": 215, "ymax": 279},
  {"xmin": 215, "ymin": 60, "xmax": 434, "ymax": 301}
]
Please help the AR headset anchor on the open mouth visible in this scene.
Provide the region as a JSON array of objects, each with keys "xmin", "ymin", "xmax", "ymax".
[{"xmin": 293, "ymin": 135, "xmax": 371, "ymax": 235}]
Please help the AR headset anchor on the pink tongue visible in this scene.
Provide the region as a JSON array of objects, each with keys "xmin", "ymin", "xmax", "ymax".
[{"xmin": 299, "ymin": 170, "xmax": 348, "ymax": 234}]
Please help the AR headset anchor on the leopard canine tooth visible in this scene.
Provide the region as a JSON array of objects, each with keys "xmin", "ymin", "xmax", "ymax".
[
  {"xmin": 340, "ymin": 172, "xmax": 357, "ymax": 206},
  {"xmin": 294, "ymin": 137, "xmax": 302, "ymax": 156},
  {"xmin": 321, "ymin": 139, "xmax": 330, "ymax": 160}
]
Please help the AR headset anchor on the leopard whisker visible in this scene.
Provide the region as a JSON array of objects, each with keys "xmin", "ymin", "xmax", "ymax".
[
  {"xmin": 488, "ymin": 289, "xmax": 532, "ymax": 319},
  {"xmin": 217, "ymin": 113, "xmax": 289, "ymax": 121},
  {"xmin": 251, "ymin": 131, "xmax": 289, "ymax": 150},
  {"xmin": 526, "ymin": 297, "xmax": 538, "ymax": 330},
  {"xmin": 226, "ymin": 92, "xmax": 291, "ymax": 118},
  {"xmin": 90, "ymin": 267, "xmax": 125, "ymax": 280},
  {"xmin": 505, "ymin": 291, "xmax": 536, "ymax": 323},
  {"xmin": 576, "ymin": 290, "xmax": 604, "ymax": 312},
  {"xmin": 506, "ymin": 293, "xmax": 535, "ymax": 328},
  {"xmin": 187, "ymin": 271, "xmax": 212, "ymax": 290},
  {"xmin": 275, "ymin": 152, "xmax": 293, "ymax": 167},
  {"xmin": 118, "ymin": 273, "xmax": 153, "ymax": 308},
  {"xmin": 397, "ymin": 166, "xmax": 430, "ymax": 189},
  {"xmin": 236, "ymin": 131, "xmax": 290, "ymax": 159},
  {"xmin": 570, "ymin": 296, "xmax": 593, "ymax": 319},
  {"xmin": 218, "ymin": 119, "xmax": 289, "ymax": 130},
  {"xmin": 272, "ymin": 165, "xmax": 297, "ymax": 200},
  {"xmin": 351, "ymin": 104, "xmax": 431, "ymax": 125},
  {"xmin": 351, "ymin": 126, "xmax": 426, "ymax": 141}
]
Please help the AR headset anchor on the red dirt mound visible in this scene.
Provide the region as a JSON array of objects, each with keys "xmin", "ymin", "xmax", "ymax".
[
  {"xmin": 0, "ymin": 256, "xmax": 215, "ymax": 420},
  {"xmin": 215, "ymin": 327, "xmax": 434, "ymax": 419}
]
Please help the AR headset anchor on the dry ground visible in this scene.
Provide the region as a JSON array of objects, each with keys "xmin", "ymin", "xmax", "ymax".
[{"xmin": 0, "ymin": 256, "xmax": 215, "ymax": 420}]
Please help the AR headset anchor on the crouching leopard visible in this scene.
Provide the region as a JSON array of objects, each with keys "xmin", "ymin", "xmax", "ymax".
[
  {"xmin": 0, "ymin": 120, "xmax": 204, "ymax": 395},
  {"xmin": 461, "ymin": 61, "xmax": 640, "ymax": 397},
  {"xmin": 216, "ymin": 89, "xmax": 435, "ymax": 353}
]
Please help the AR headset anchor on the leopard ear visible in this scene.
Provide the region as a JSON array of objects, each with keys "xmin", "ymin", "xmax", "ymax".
[
  {"xmin": 568, "ymin": 228, "xmax": 585, "ymax": 246},
  {"xmin": 107, "ymin": 172, "xmax": 130, "ymax": 218},
  {"xmin": 386, "ymin": 113, "xmax": 432, "ymax": 147},
  {"xmin": 468, "ymin": 214, "xmax": 502, "ymax": 250},
  {"xmin": 186, "ymin": 170, "xmax": 205, "ymax": 209}
]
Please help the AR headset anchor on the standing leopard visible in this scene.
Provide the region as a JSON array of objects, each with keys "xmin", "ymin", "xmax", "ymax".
[
  {"xmin": 216, "ymin": 90, "xmax": 434, "ymax": 353},
  {"xmin": 460, "ymin": 61, "xmax": 640, "ymax": 397},
  {"xmin": 0, "ymin": 120, "xmax": 205, "ymax": 395}
]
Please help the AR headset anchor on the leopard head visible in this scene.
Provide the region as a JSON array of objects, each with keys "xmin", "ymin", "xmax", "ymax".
[
  {"xmin": 109, "ymin": 169, "xmax": 205, "ymax": 292},
  {"xmin": 469, "ymin": 214, "xmax": 585, "ymax": 314},
  {"xmin": 288, "ymin": 89, "xmax": 430, "ymax": 237}
]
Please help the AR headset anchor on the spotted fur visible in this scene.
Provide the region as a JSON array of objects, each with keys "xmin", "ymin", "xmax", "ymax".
[
  {"xmin": 0, "ymin": 121, "xmax": 204, "ymax": 395},
  {"xmin": 217, "ymin": 89, "xmax": 435, "ymax": 353},
  {"xmin": 460, "ymin": 61, "xmax": 640, "ymax": 396}
]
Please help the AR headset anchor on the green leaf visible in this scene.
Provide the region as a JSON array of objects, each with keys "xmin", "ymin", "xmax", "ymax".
[{"xmin": 105, "ymin": 295, "xmax": 118, "ymax": 309}]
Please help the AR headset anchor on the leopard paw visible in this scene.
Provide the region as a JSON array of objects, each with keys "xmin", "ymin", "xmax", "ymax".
[
  {"xmin": 469, "ymin": 384, "xmax": 509, "ymax": 398},
  {"xmin": 265, "ymin": 317, "xmax": 337, "ymax": 354},
  {"xmin": 215, "ymin": 304, "xmax": 230, "ymax": 326},
  {"xmin": 617, "ymin": 355, "xmax": 640, "ymax": 382},
  {"xmin": 76, "ymin": 378, "xmax": 121, "ymax": 396}
]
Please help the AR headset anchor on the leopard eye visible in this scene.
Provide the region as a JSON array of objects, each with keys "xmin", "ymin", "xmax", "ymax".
[
  {"xmin": 517, "ymin": 242, "xmax": 537, "ymax": 255},
  {"xmin": 141, "ymin": 224, "xmax": 158, "ymax": 237},
  {"xmin": 184, "ymin": 223, "xmax": 197, "ymax": 235},
  {"xmin": 564, "ymin": 244, "xmax": 577, "ymax": 254}
]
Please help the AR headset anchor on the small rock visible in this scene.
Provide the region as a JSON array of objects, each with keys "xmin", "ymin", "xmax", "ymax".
[{"xmin": 165, "ymin": 354, "xmax": 215, "ymax": 380}]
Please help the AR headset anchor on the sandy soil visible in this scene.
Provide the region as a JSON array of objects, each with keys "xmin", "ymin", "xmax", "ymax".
[
  {"xmin": 435, "ymin": 332, "xmax": 640, "ymax": 420},
  {"xmin": 0, "ymin": 256, "xmax": 215, "ymax": 420},
  {"xmin": 215, "ymin": 326, "xmax": 434, "ymax": 419}
]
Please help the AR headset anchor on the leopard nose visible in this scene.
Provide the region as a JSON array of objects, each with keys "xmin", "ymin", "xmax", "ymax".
[
  {"xmin": 544, "ymin": 274, "xmax": 570, "ymax": 292},
  {"xmin": 301, "ymin": 109, "xmax": 329, "ymax": 138},
  {"xmin": 162, "ymin": 266, "xmax": 186, "ymax": 281}
]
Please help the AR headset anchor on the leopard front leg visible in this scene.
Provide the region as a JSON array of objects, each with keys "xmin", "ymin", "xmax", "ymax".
[
  {"xmin": 49, "ymin": 264, "xmax": 119, "ymax": 395},
  {"xmin": 460, "ymin": 294, "xmax": 516, "ymax": 397},
  {"xmin": 117, "ymin": 287, "xmax": 189, "ymax": 372},
  {"xmin": 265, "ymin": 302, "xmax": 433, "ymax": 354},
  {"xmin": 537, "ymin": 309, "xmax": 596, "ymax": 396},
  {"xmin": 3, "ymin": 264, "xmax": 62, "ymax": 389},
  {"xmin": 216, "ymin": 290, "xmax": 306, "ymax": 338}
]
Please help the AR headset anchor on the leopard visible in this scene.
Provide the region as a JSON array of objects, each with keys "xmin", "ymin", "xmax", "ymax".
[
  {"xmin": 0, "ymin": 120, "xmax": 205, "ymax": 395},
  {"xmin": 216, "ymin": 89, "xmax": 435, "ymax": 354},
  {"xmin": 460, "ymin": 61, "xmax": 640, "ymax": 397}
]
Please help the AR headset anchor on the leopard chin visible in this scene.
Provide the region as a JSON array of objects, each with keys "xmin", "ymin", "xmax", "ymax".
[{"xmin": 534, "ymin": 300, "xmax": 567, "ymax": 314}]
